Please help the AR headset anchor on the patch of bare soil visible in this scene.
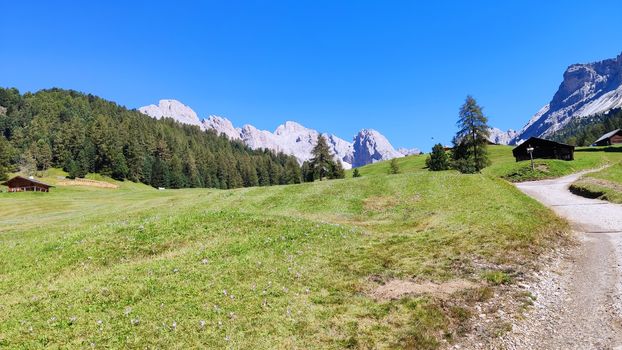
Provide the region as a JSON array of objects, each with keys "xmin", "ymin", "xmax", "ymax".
[
  {"xmin": 582, "ymin": 177, "xmax": 622, "ymax": 192},
  {"xmin": 57, "ymin": 178, "xmax": 119, "ymax": 189},
  {"xmin": 362, "ymin": 195, "xmax": 400, "ymax": 212},
  {"xmin": 370, "ymin": 279, "xmax": 480, "ymax": 301},
  {"xmin": 536, "ymin": 164, "xmax": 549, "ymax": 172}
]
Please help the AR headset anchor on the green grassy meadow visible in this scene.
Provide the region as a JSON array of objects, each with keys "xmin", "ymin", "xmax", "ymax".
[
  {"xmin": 0, "ymin": 144, "xmax": 601, "ymax": 348},
  {"xmin": 350, "ymin": 145, "xmax": 622, "ymax": 182},
  {"xmin": 570, "ymin": 161, "xmax": 622, "ymax": 203}
]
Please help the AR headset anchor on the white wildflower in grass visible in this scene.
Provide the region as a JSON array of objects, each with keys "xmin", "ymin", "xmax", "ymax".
[
  {"xmin": 131, "ymin": 318, "xmax": 140, "ymax": 326},
  {"xmin": 251, "ymin": 284, "xmax": 256, "ymax": 291},
  {"xmin": 201, "ymin": 258, "xmax": 209, "ymax": 265},
  {"xmin": 124, "ymin": 307, "xmax": 132, "ymax": 316},
  {"xmin": 223, "ymin": 289, "xmax": 228, "ymax": 296},
  {"xmin": 229, "ymin": 294, "xmax": 235, "ymax": 300},
  {"xmin": 225, "ymin": 335, "xmax": 231, "ymax": 342},
  {"xmin": 199, "ymin": 320, "xmax": 206, "ymax": 329},
  {"xmin": 228, "ymin": 312, "xmax": 235, "ymax": 319},
  {"xmin": 305, "ymin": 288, "xmax": 310, "ymax": 294},
  {"xmin": 69, "ymin": 316, "xmax": 77, "ymax": 325},
  {"xmin": 172, "ymin": 321, "xmax": 177, "ymax": 331},
  {"xmin": 217, "ymin": 320, "xmax": 223, "ymax": 327},
  {"xmin": 173, "ymin": 268, "xmax": 179, "ymax": 273}
]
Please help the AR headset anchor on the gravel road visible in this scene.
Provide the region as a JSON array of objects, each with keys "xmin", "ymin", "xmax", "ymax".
[{"xmin": 500, "ymin": 171, "xmax": 622, "ymax": 349}]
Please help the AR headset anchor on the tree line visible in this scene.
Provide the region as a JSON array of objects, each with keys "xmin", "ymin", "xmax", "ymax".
[
  {"xmin": 551, "ymin": 108, "xmax": 622, "ymax": 146},
  {"xmin": 0, "ymin": 88, "xmax": 317, "ymax": 188}
]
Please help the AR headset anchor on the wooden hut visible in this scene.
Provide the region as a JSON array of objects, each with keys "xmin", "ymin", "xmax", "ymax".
[
  {"xmin": 1, "ymin": 176, "xmax": 54, "ymax": 192},
  {"xmin": 592, "ymin": 129, "xmax": 622, "ymax": 147},
  {"xmin": 512, "ymin": 137, "xmax": 574, "ymax": 162}
]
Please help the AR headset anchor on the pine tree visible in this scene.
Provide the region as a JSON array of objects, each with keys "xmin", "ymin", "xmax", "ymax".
[
  {"xmin": 310, "ymin": 135, "xmax": 333, "ymax": 181},
  {"xmin": 0, "ymin": 135, "xmax": 12, "ymax": 180},
  {"xmin": 426, "ymin": 143, "xmax": 449, "ymax": 171},
  {"xmin": 301, "ymin": 161, "xmax": 313, "ymax": 182},
  {"xmin": 389, "ymin": 158, "xmax": 400, "ymax": 174},
  {"xmin": 64, "ymin": 158, "xmax": 79, "ymax": 179},
  {"xmin": 329, "ymin": 160, "xmax": 345, "ymax": 179},
  {"xmin": 284, "ymin": 157, "xmax": 302, "ymax": 184},
  {"xmin": 33, "ymin": 139, "xmax": 53, "ymax": 171},
  {"xmin": 19, "ymin": 150, "xmax": 37, "ymax": 176},
  {"xmin": 452, "ymin": 96, "xmax": 491, "ymax": 173},
  {"xmin": 352, "ymin": 168, "xmax": 361, "ymax": 178}
]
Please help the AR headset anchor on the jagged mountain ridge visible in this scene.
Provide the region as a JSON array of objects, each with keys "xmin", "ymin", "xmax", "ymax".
[
  {"xmin": 512, "ymin": 52, "xmax": 622, "ymax": 144},
  {"xmin": 139, "ymin": 99, "xmax": 411, "ymax": 168},
  {"xmin": 488, "ymin": 127, "xmax": 517, "ymax": 145}
]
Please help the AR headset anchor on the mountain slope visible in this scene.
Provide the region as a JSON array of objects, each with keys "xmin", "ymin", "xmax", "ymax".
[
  {"xmin": 139, "ymin": 100, "xmax": 409, "ymax": 168},
  {"xmin": 513, "ymin": 52, "xmax": 622, "ymax": 144}
]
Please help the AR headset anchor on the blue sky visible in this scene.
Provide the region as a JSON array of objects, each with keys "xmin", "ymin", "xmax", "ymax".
[{"xmin": 2, "ymin": 1, "xmax": 622, "ymax": 151}]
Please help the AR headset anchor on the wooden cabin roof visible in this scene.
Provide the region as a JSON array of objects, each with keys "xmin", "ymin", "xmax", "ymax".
[
  {"xmin": 1, "ymin": 176, "xmax": 54, "ymax": 188},
  {"xmin": 594, "ymin": 129, "xmax": 622, "ymax": 144}
]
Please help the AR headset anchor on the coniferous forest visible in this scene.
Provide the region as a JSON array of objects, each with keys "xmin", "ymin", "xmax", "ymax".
[
  {"xmin": 552, "ymin": 108, "xmax": 622, "ymax": 146},
  {"xmin": 0, "ymin": 88, "xmax": 304, "ymax": 188}
]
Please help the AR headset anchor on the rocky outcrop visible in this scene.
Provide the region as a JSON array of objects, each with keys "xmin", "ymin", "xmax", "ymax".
[
  {"xmin": 352, "ymin": 129, "xmax": 404, "ymax": 167},
  {"xmin": 513, "ymin": 52, "xmax": 622, "ymax": 144},
  {"xmin": 140, "ymin": 100, "xmax": 410, "ymax": 168},
  {"xmin": 488, "ymin": 127, "xmax": 517, "ymax": 145},
  {"xmin": 397, "ymin": 147, "xmax": 422, "ymax": 156},
  {"xmin": 138, "ymin": 99, "xmax": 203, "ymax": 129}
]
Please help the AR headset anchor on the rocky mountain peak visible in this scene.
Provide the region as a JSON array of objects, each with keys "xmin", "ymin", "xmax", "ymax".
[
  {"xmin": 139, "ymin": 100, "xmax": 413, "ymax": 168},
  {"xmin": 352, "ymin": 129, "xmax": 404, "ymax": 167},
  {"xmin": 513, "ymin": 52, "xmax": 622, "ymax": 144},
  {"xmin": 139, "ymin": 99, "xmax": 203, "ymax": 129},
  {"xmin": 203, "ymin": 115, "xmax": 241, "ymax": 140}
]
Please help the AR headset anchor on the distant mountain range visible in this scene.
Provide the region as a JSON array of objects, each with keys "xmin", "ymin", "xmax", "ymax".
[
  {"xmin": 511, "ymin": 52, "xmax": 622, "ymax": 144},
  {"xmin": 139, "ymin": 100, "xmax": 418, "ymax": 168}
]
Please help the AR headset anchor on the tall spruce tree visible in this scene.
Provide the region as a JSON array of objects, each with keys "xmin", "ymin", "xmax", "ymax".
[
  {"xmin": 309, "ymin": 135, "xmax": 333, "ymax": 181},
  {"xmin": 452, "ymin": 96, "xmax": 490, "ymax": 173}
]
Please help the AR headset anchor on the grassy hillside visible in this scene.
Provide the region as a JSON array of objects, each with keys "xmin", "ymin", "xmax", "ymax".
[
  {"xmin": 0, "ymin": 159, "xmax": 568, "ymax": 348},
  {"xmin": 350, "ymin": 145, "xmax": 622, "ymax": 182},
  {"xmin": 570, "ymin": 161, "xmax": 622, "ymax": 203}
]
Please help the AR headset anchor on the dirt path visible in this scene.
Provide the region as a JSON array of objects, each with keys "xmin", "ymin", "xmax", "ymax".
[{"xmin": 499, "ymin": 172, "xmax": 622, "ymax": 349}]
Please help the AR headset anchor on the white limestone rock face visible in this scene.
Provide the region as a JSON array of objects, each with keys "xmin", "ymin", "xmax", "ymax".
[
  {"xmin": 487, "ymin": 127, "xmax": 517, "ymax": 145},
  {"xmin": 352, "ymin": 129, "xmax": 404, "ymax": 167},
  {"xmin": 512, "ymin": 52, "xmax": 622, "ymax": 144},
  {"xmin": 397, "ymin": 147, "xmax": 422, "ymax": 156},
  {"xmin": 203, "ymin": 116, "xmax": 241, "ymax": 140},
  {"xmin": 139, "ymin": 99, "xmax": 204, "ymax": 129},
  {"xmin": 140, "ymin": 100, "xmax": 411, "ymax": 168}
]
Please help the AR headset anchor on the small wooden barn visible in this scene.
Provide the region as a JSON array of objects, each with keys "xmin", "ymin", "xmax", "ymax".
[
  {"xmin": 592, "ymin": 129, "xmax": 622, "ymax": 147},
  {"xmin": 1, "ymin": 176, "xmax": 54, "ymax": 192},
  {"xmin": 512, "ymin": 137, "xmax": 575, "ymax": 162}
]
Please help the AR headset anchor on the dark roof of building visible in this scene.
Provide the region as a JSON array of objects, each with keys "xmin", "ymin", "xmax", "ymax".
[
  {"xmin": 1, "ymin": 175, "xmax": 54, "ymax": 187},
  {"xmin": 512, "ymin": 137, "xmax": 574, "ymax": 152},
  {"xmin": 593, "ymin": 129, "xmax": 622, "ymax": 144}
]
